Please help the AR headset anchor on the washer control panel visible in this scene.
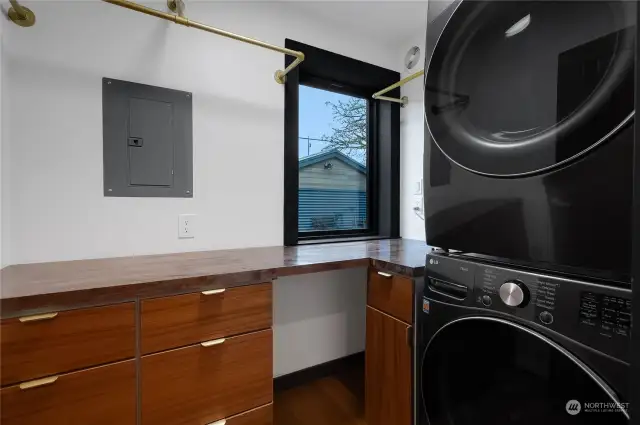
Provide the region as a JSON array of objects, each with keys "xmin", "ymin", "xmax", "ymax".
[
  {"xmin": 579, "ymin": 291, "xmax": 631, "ymax": 337},
  {"xmin": 425, "ymin": 252, "xmax": 631, "ymax": 362}
]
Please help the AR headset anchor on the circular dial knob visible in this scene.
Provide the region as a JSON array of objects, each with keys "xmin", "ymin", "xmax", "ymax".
[{"xmin": 499, "ymin": 280, "xmax": 528, "ymax": 307}]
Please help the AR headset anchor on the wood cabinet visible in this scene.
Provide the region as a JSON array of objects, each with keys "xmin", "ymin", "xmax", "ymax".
[
  {"xmin": 0, "ymin": 359, "xmax": 136, "ymax": 425},
  {"xmin": 367, "ymin": 268, "xmax": 414, "ymax": 324},
  {"xmin": 0, "ymin": 283, "xmax": 274, "ymax": 425},
  {"xmin": 1, "ymin": 302, "xmax": 135, "ymax": 386},
  {"xmin": 365, "ymin": 306, "xmax": 412, "ymax": 425},
  {"xmin": 1, "ymin": 265, "xmax": 417, "ymax": 425},
  {"xmin": 141, "ymin": 282, "xmax": 272, "ymax": 354},
  {"xmin": 366, "ymin": 267, "xmax": 414, "ymax": 425},
  {"xmin": 141, "ymin": 329, "xmax": 273, "ymax": 425}
]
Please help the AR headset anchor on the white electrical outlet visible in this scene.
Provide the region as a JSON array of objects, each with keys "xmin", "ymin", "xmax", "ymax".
[
  {"xmin": 414, "ymin": 180, "xmax": 422, "ymax": 195},
  {"xmin": 179, "ymin": 214, "xmax": 196, "ymax": 239}
]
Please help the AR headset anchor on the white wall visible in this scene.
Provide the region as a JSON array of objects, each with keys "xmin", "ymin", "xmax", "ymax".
[
  {"xmin": 399, "ymin": 32, "xmax": 427, "ymax": 242},
  {"xmin": 2, "ymin": 1, "xmax": 399, "ymax": 265},
  {"xmin": 274, "ymin": 267, "xmax": 366, "ymax": 377}
]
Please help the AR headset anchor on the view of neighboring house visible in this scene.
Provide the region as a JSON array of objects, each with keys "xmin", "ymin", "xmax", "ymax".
[{"xmin": 298, "ymin": 149, "xmax": 367, "ymax": 232}]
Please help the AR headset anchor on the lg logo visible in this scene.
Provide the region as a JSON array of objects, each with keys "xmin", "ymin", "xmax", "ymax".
[{"xmin": 566, "ymin": 400, "xmax": 581, "ymax": 415}]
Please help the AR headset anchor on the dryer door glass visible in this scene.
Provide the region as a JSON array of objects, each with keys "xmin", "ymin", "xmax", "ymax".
[
  {"xmin": 424, "ymin": 0, "xmax": 635, "ymax": 177},
  {"xmin": 422, "ymin": 318, "xmax": 628, "ymax": 424}
]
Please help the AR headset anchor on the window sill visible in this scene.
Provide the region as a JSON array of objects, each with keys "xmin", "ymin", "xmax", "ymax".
[{"xmin": 296, "ymin": 235, "xmax": 392, "ymax": 246}]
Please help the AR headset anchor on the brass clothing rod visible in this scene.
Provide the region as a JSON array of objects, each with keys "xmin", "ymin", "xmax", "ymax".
[
  {"xmin": 102, "ymin": 0, "xmax": 305, "ymax": 84},
  {"xmin": 375, "ymin": 95, "xmax": 407, "ymax": 105},
  {"xmin": 372, "ymin": 69, "xmax": 425, "ymax": 106}
]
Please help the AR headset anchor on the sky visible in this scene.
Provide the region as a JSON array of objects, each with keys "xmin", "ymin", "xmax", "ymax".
[{"xmin": 298, "ymin": 85, "xmax": 363, "ymax": 159}]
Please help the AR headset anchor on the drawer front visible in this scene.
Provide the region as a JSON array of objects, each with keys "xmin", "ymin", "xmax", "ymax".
[
  {"xmin": 226, "ymin": 403, "xmax": 273, "ymax": 425},
  {"xmin": 141, "ymin": 283, "xmax": 272, "ymax": 354},
  {"xmin": 367, "ymin": 268, "xmax": 413, "ymax": 324},
  {"xmin": 1, "ymin": 302, "xmax": 135, "ymax": 386},
  {"xmin": 0, "ymin": 359, "xmax": 136, "ymax": 425},
  {"xmin": 141, "ymin": 328, "xmax": 273, "ymax": 425}
]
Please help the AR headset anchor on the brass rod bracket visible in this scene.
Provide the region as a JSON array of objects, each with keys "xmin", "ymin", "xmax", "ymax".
[
  {"xmin": 8, "ymin": 0, "xmax": 35, "ymax": 27},
  {"xmin": 274, "ymin": 70, "xmax": 286, "ymax": 84},
  {"xmin": 167, "ymin": 0, "xmax": 185, "ymax": 17}
]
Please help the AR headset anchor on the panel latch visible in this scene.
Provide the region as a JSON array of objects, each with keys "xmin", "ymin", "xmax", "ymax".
[{"xmin": 128, "ymin": 137, "xmax": 144, "ymax": 147}]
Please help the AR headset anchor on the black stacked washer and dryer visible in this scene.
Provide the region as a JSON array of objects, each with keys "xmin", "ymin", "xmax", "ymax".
[{"xmin": 419, "ymin": 0, "xmax": 636, "ymax": 423}]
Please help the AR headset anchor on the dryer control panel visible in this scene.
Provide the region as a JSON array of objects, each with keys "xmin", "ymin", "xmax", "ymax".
[{"xmin": 425, "ymin": 252, "xmax": 631, "ymax": 362}]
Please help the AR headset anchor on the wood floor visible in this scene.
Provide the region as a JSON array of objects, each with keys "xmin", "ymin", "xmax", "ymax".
[{"xmin": 274, "ymin": 364, "xmax": 366, "ymax": 425}]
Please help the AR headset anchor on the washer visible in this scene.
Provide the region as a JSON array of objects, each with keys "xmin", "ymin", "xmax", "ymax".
[
  {"xmin": 423, "ymin": 0, "xmax": 636, "ymax": 282},
  {"xmin": 417, "ymin": 252, "xmax": 631, "ymax": 425}
]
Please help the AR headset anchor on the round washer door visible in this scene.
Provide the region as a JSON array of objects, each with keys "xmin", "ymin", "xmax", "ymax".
[
  {"xmin": 424, "ymin": 0, "xmax": 635, "ymax": 177},
  {"xmin": 422, "ymin": 317, "xmax": 628, "ymax": 425}
]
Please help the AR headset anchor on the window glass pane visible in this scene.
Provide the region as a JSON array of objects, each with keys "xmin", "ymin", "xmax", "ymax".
[{"xmin": 298, "ymin": 85, "xmax": 368, "ymax": 233}]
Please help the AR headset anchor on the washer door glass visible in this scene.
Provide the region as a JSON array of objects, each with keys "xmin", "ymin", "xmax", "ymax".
[
  {"xmin": 424, "ymin": 1, "xmax": 635, "ymax": 177},
  {"xmin": 422, "ymin": 317, "xmax": 628, "ymax": 424}
]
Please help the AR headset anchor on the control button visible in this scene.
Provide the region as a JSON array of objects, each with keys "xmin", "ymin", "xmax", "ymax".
[
  {"xmin": 482, "ymin": 295, "xmax": 492, "ymax": 307},
  {"xmin": 615, "ymin": 327, "xmax": 629, "ymax": 337},
  {"xmin": 539, "ymin": 311, "xmax": 554, "ymax": 325},
  {"xmin": 499, "ymin": 280, "xmax": 529, "ymax": 308}
]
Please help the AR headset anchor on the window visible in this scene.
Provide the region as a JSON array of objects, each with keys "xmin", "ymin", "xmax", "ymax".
[
  {"xmin": 284, "ymin": 40, "xmax": 401, "ymax": 245},
  {"xmin": 298, "ymin": 86, "xmax": 369, "ymax": 234}
]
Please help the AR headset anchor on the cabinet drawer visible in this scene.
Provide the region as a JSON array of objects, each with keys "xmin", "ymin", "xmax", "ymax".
[
  {"xmin": 141, "ymin": 283, "xmax": 272, "ymax": 354},
  {"xmin": 141, "ymin": 328, "xmax": 273, "ymax": 425},
  {"xmin": 1, "ymin": 303, "xmax": 135, "ymax": 386},
  {"xmin": 0, "ymin": 359, "xmax": 136, "ymax": 425},
  {"xmin": 367, "ymin": 268, "xmax": 413, "ymax": 324},
  {"xmin": 226, "ymin": 403, "xmax": 273, "ymax": 425}
]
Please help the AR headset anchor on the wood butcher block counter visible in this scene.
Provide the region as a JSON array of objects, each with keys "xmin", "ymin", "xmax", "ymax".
[
  {"xmin": 0, "ymin": 238, "xmax": 429, "ymax": 425},
  {"xmin": 0, "ymin": 238, "xmax": 429, "ymax": 318}
]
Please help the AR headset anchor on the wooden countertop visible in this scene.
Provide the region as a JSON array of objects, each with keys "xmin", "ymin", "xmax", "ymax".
[{"xmin": 0, "ymin": 239, "xmax": 430, "ymax": 318}]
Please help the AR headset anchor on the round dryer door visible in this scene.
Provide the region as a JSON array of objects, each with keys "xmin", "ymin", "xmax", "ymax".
[
  {"xmin": 424, "ymin": 0, "xmax": 635, "ymax": 177},
  {"xmin": 421, "ymin": 317, "xmax": 628, "ymax": 424}
]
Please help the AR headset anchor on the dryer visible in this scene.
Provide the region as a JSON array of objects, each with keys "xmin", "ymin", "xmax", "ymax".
[
  {"xmin": 417, "ymin": 252, "xmax": 631, "ymax": 425},
  {"xmin": 423, "ymin": 0, "xmax": 636, "ymax": 282}
]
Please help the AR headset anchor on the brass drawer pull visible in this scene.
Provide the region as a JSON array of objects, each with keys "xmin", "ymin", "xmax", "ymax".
[
  {"xmin": 207, "ymin": 420, "xmax": 227, "ymax": 425},
  {"xmin": 377, "ymin": 271, "xmax": 392, "ymax": 278},
  {"xmin": 201, "ymin": 288, "xmax": 226, "ymax": 296},
  {"xmin": 19, "ymin": 375, "xmax": 59, "ymax": 390},
  {"xmin": 201, "ymin": 338, "xmax": 226, "ymax": 347},
  {"xmin": 19, "ymin": 312, "xmax": 58, "ymax": 323}
]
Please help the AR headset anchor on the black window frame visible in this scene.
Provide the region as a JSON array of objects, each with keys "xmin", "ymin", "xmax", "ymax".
[{"xmin": 284, "ymin": 39, "xmax": 401, "ymax": 245}]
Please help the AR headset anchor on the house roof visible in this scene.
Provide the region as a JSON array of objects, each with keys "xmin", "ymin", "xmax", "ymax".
[{"xmin": 298, "ymin": 149, "xmax": 366, "ymax": 174}]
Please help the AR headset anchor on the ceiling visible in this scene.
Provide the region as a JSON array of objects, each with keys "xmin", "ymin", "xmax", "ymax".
[{"xmin": 286, "ymin": 1, "xmax": 435, "ymax": 50}]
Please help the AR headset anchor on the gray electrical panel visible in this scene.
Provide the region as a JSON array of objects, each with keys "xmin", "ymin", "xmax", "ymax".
[{"xmin": 102, "ymin": 78, "xmax": 193, "ymax": 197}]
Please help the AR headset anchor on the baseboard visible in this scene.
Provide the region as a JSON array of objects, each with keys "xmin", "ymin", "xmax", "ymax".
[{"xmin": 274, "ymin": 351, "xmax": 365, "ymax": 392}]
